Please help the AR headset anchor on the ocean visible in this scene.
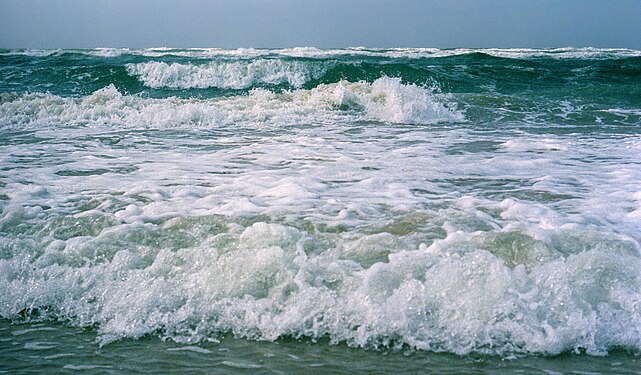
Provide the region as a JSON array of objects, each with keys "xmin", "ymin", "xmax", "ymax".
[{"xmin": 1, "ymin": 47, "xmax": 641, "ymax": 373}]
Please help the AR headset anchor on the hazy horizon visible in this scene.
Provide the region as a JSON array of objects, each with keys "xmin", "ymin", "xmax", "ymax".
[{"xmin": 1, "ymin": 0, "xmax": 641, "ymax": 49}]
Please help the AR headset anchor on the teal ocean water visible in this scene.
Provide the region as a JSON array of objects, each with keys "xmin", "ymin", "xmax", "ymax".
[{"xmin": 1, "ymin": 47, "xmax": 641, "ymax": 373}]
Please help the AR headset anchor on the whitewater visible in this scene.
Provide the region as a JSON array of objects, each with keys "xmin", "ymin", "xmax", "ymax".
[{"xmin": 1, "ymin": 47, "xmax": 641, "ymax": 373}]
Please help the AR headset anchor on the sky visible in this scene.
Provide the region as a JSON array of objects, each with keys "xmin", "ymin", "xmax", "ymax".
[{"xmin": 1, "ymin": 0, "xmax": 640, "ymax": 49}]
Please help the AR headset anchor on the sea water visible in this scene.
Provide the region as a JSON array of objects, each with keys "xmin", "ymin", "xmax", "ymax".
[{"xmin": 1, "ymin": 47, "xmax": 641, "ymax": 373}]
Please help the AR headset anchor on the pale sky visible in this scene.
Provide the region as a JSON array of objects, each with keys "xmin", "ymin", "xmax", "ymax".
[{"xmin": 1, "ymin": 0, "xmax": 640, "ymax": 49}]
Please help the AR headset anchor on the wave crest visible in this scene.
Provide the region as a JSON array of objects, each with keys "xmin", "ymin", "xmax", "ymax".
[
  {"xmin": 297, "ymin": 77, "xmax": 464, "ymax": 124},
  {"xmin": 126, "ymin": 59, "xmax": 331, "ymax": 90},
  {"xmin": 0, "ymin": 78, "xmax": 464, "ymax": 129}
]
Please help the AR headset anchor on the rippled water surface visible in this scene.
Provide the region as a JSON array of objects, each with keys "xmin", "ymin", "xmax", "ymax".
[{"xmin": 3, "ymin": 320, "xmax": 641, "ymax": 374}]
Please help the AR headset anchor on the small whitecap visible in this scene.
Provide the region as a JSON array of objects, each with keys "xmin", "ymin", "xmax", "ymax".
[{"xmin": 167, "ymin": 346, "xmax": 213, "ymax": 354}]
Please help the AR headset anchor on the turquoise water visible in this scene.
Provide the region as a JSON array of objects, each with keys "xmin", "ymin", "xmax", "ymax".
[{"xmin": 1, "ymin": 48, "xmax": 641, "ymax": 373}]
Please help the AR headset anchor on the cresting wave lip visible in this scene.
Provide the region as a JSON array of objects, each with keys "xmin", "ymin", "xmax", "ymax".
[{"xmin": 0, "ymin": 77, "xmax": 464, "ymax": 129}]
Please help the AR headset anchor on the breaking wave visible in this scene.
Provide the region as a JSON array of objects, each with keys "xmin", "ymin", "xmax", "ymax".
[
  {"xmin": 1, "ymin": 213, "xmax": 640, "ymax": 355},
  {"xmin": 126, "ymin": 59, "xmax": 332, "ymax": 89},
  {"xmin": 0, "ymin": 77, "xmax": 464, "ymax": 129}
]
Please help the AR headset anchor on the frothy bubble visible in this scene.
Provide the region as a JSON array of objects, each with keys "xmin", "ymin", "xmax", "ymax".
[{"xmin": 1, "ymin": 213, "xmax": 640, "ymax": 355}]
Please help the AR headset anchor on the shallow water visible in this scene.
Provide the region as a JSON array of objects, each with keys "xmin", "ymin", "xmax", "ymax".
[{"xmin": 2, "ymin": 320, "xmax": 641, "ymax": 374}]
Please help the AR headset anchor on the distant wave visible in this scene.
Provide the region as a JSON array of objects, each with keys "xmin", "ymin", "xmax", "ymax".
[
  {"xmin": 113, "ymin": 47, "xmax": 641, "ymax": 60},
  {"xmin": 126, "ymin": 59, "xmax": 332, "ymax": 89},
  {"xmin": 3, "ymin": 47, "xmax": 640, "ymax": 60}
]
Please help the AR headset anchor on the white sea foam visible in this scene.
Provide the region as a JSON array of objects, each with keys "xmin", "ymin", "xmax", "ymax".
[
  {"xmin": 1, "ymin": 67, "xmax": 641, "ymax": 356},
  {"xmin": 87, "ymin": 48, "xmax": 131, "ymax": 58},
  {"xmin": 0, "ymin": 78, "xmax": 463, "ymax": 129},
  {"xmin": 24, "ymin": 342, "xmax": 57, "ymax": 350},
  {"xmin": 112, "ymin": 47, "xmax": 641, "ymax": 60},
  {"xmin": 167, "ymin": 346, "xmax": 213, "ymax": 354},
  {"xmin": 1, "ymin": 113, "xmax": 641, "ymax": 356},
  {"xmin": 501, "ymin": 139, "xmax": 569, "ymax": 152},
  {"xmin": 0, "ymin": 49, "xmax": 63, "ymax": 57},
  {"xmin": 134, "ymin": 47, "xmax": 269, "ymax": 59},
  {"xmin": 128, "ymin": 47, "xmax": 641, "ymax": 60},
  {"xmin": 0, "ymin": 85, "xmax": 224, "ymax": 128},
  {"xmin": 126, "ymin": 59, "xmax": 331, "ymax": 89},
  {"xmin": 1, "ymin": 218, "xmax": 640, "ymax": 355},
  {"xmin": 477, "ymin": 47, "xmax": 641, "ymax": 60},
  {"xmin": 221, "ymin": 360, "xmax": 262, "ymax": 369},
  {"xmin": 296, "ymin": 78, "xmax": 465, "ymax": 124},
  {"xmin": 11, "ymin": 327, "xmax": 57, "ymax": 336}
]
